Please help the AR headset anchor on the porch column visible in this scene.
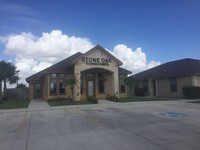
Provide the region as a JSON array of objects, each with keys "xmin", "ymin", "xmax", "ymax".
[
  {"xmin": 74, "ymin": 67, "xmax": 81, "ymax": 101},
  {"xmin": 113, "ymin": 69, "xmax": 119, "ymax": 98}
]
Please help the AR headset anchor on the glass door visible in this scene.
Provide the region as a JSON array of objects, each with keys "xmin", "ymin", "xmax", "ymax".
[
  {"xmin": 34, "ymin": 83, "xmax": 42, "ymax": 98},
  {"xmin": 87, "ymin": 80, "xmax": 95, "ymax": 97}
]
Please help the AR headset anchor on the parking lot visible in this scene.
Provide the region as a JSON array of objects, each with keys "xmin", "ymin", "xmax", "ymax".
[{"xmin": 0, "ymin": 100, "xmax": 200, "ymax": 150}]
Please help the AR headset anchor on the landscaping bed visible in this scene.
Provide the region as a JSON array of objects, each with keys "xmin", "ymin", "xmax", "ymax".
[
  {"xmin": 118, "ymin": 97, "xmax": 179, "ymax": 102},
  {"xmin": 48, "ymin": 100, "xmax": 94, "ymax": 106}
]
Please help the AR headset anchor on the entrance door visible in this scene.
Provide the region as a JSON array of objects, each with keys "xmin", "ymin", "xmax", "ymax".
[
  {"xmin": 34, "ymin": 83, "xmax": 42, "ymax": 99},
  {"xmin": 87, "ymin": 80, "xmax": 95, "ymax": 97}
]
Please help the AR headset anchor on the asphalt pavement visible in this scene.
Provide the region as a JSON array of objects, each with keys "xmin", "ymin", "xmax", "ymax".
[{"xmin": 0, "ymin": 99, "xmax": 200, "ymax": 150}]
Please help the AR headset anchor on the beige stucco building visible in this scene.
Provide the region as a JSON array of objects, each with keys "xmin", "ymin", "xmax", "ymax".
[
  {"xmin": 129, "ymin": 58, "xmax": 200, "ymax": 98},
  {"xmin": 26, "ymin": 45, "xmax": 131, "ymax": 101}
]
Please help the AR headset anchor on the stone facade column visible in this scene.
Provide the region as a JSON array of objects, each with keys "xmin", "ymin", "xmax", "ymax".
[
  {"xmin": 74, "ymin": 66, "xmax": 81, "ymax": 101},
  {"xmin": 113, "ymin": 68, "xmax": 119, "ymax": 98}
]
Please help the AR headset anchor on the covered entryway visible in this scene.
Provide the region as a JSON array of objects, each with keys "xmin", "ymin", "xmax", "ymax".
[{"xmin": 34, "ymin": 83, "xmax": 42, "ymax": 99}]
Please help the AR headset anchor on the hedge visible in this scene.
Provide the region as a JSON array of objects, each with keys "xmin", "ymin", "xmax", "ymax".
[{"xmin": 182, "ymin": 86, "xmax": 200, "ymax": 99}]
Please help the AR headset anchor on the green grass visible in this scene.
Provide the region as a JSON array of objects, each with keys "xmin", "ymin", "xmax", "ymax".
[
  {"xmin": 0, "ymin": 99, "xmax": 30, "ymax": 109},
  {"xmin": 118, "ymin": 97, "xmax": 179, "ymax": 102},
  {"xmin": 48, "ymin": 100, "xmax": 94, "ymax": 106}
]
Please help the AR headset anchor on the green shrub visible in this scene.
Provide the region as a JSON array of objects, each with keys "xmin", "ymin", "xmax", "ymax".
[
  {"xmin": 106, "ymin": 94, "xmax": 119, "ymax": 102},
  {"xmin": 48, "ymin": 96, "xmax": 72, "ymax": 102},
  {"xmin": 87, "ymin": 96, "xmax": 98, "ymax": 104},
  {"xmin": 182, "ymin": 86, "xmax": 200, "ymax": 99},
  {"xmin": 135, "ymin": 88, "xmax": 145, "ymax": 96}
]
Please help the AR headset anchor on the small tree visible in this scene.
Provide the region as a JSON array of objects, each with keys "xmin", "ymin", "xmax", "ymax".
[
  {"xmin": 65, "ymin": 76, "xmax": 78, "ymax": 101},
  {"xmin": 0, "ymin": 61, "xmax": 19, "ymax": 99}
]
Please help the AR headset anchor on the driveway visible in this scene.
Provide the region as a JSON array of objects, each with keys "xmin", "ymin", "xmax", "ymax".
[{"xmin": 0, "ymin": 100, "xmax": 200, "ymax": 150}]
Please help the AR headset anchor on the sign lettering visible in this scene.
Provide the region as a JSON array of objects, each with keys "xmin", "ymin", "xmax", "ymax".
[{"xmin": 82, "ymin": 57, "xmax": 112, "ymax": 66}]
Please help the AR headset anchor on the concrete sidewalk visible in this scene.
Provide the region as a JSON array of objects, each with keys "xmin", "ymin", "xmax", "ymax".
[{"xmin": 28, "ymin": 99, "xmax": 50, "ymax": 111}]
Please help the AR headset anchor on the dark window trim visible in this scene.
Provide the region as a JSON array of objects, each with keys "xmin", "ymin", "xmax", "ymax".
[
  {"xmin": 49, "ymin": 73, "xmax": 66, "ymax": 95},
  {"xmin": 170, "ymin": 78, "xmax": 178, "ymax": 92}
]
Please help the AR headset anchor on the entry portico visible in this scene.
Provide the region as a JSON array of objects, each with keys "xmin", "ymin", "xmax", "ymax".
[{"xmin": 26, "ymin": 45, "xmax": 132, "ymax": 101}]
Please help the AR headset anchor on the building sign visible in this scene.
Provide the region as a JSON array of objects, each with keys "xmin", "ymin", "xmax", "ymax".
[{"xmin": 82, "ymin": 57, "xmax": 112, "ymax": 66}]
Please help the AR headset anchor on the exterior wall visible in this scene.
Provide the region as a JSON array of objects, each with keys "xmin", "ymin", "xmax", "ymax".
[
  {"xmin": 192, "ymin": 75, "xmax": 200, "ymax": 86},
  {"xmin": 158, "ymin": 76, "xmax": 192, "ymax": 98},
  {"xmin": 74, "ymin": 48, "xmax": 120, "ymax": 100},
  {"xmin": 196, "ymin": 76, "xmax": 200, "ymax": 86},
  {"xmin": 29, "ymin": 82, "xmax": 34, "ymax": 100}
]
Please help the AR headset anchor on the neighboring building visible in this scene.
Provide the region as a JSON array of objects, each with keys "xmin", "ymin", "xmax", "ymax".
[
  {"xmin": 26, "ymin": 45, "xmax": 131, "ymax": 101},
  {"xmin": 129, "ymin": 58, "xmax": 200, "ymax": 98}
]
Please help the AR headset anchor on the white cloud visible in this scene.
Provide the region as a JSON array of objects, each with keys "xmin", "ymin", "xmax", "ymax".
[
  {"xmin": 0, "ymin": 30, "xmax": 160, "ymax": 86},
  {"xmin": 112, "ymin": 44, "xmax": 161, "ymax": 74}
]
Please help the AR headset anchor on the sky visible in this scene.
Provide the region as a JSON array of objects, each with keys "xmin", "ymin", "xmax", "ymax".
[{"xmin": 0, "ymin": 0, "xmax": 200, "ymax": 85}]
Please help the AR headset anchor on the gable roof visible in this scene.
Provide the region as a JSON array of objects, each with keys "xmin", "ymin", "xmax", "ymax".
[
  {"xmin": 71, "ymin": 44, "xmax": 123, "ymax": 66},
  {"xmin": 26, "ymin": 45, "xmax": 131, "ymax": 82},
  {"xmin": 131, "ymin": 58, "xmax": 200, "ymax": 81}
]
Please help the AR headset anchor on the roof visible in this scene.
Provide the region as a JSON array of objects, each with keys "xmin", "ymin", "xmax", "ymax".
[
  {"xmin": 119, "ymin": 67, "xmax": 132, "ymax": 75},
  {"xmin": 131, "ymin": 58, "xmax": 200, "ymax": 81},
  {"xmin": 26, "ymin": 52, "xmax": 82, "ymax": 81},
  {"xmin": 26, "ymin": 45, "xmax": 131, "ymax": 82},
  {"xmin": 71, "ymin": 44, "xmax": 123, "ymax": 66}
]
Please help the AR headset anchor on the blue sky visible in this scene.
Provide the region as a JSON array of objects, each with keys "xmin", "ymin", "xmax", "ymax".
[{"xmin": 0, "ymin": 0, "xmax": 200, "ymax": 83}]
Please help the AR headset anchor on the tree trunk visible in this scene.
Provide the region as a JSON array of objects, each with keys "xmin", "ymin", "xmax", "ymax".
[{"xmin": 0, "ymin": 82, "xmax": 2, "ymax": 100}]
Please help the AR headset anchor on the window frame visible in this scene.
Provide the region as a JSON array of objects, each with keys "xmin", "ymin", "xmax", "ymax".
[
  {"xmin": 49, "ymin": 73, "xmax": 66, "ymax": 95},
  {"xmin": 170, "ymin": 78, "xmax": 178, "ymax": 92}
]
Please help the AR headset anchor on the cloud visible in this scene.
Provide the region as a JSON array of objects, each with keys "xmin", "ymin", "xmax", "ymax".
[
  {"xmin": 112, "ymin": 44, "xmax": 161, "ymax": 74},
  {"xmin": 0, "ymin": 30, "xmax": 160, "ymax": 85}
]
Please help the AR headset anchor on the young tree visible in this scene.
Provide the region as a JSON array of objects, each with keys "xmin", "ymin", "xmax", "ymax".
[
  {"xmin": 0, "ymin": 61, "xmax": 19, "ymax": 98},
  {"xmin": 65, "ymin": 76, "xmax": 78, "ymax": 101}
]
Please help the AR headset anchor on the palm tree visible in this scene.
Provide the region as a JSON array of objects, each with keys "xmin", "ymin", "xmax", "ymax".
[
  {"xmin": 65, "ymin": 76, "xmax": 78, "ymax": 101},
  {"xmin": 0, "ymin": 61, "xmax": 19, "ymax": 99}
]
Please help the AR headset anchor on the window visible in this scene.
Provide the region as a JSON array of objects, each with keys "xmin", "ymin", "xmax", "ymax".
[
  {"xmin": 98, "ymin": 73, "xmax": 104, "ymax": 93},
  {"xmin": 59, "ymin": 79, "xmax": 65, "ymax": 94},
  {"xmin": 120, "ymin": 74, "xmax": 126, "ymax": 93},
  {"xmin": 49, "ymin": 74, "xmax": 66, "ymax": 95},
  {"xmin": 170, "ymin": 78, "xmax": 177, "ymax": 92},
  {"xmin": 86, "ymin": 73, "xmax": 95, "ymax": 78},
  {"xmin": 50, "ymin": 80, "xmax": 56, "ymax": 94}
]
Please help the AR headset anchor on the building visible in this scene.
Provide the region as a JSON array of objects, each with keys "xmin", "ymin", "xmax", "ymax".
[
  {"xmin": 26, "ymin": 45, "xmax": 132, "ymax": 101},
  {"xmin": 129, "ymin": 58, "xmax": 200, "ymax": 98}
]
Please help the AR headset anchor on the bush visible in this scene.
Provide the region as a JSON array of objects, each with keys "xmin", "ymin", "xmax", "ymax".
[
  {"xmin": 182, "ymin": 86, "xmax": 200, "ymax": 99},
  {"xmin": 87, "ymin": 96, "xmax": 98, "ymax": 104},
  {"xmin": 106, "ymin": 94, "xmax": 119, "ymax": 102},
  {"xmin": 47, "ymin": 96, "xmax": 72, "ymax": 102},
  {"xmin": 135, "ymin": 88, "xmax": 145, "ymax": 96}
]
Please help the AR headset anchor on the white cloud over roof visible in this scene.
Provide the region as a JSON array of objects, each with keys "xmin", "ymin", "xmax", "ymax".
[{"xmin": 0, "ymin": 30, "xmax": 160, "ymax": 85}]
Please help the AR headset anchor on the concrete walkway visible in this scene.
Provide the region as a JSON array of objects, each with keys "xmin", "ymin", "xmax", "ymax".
[{"xmin": 28, "ymin": 99, "xmax": 50, "ymax": 111}]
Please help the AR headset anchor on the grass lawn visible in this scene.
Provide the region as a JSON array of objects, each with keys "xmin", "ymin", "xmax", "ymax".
[
  {"xmin": 0, "ymin": 99, "xmax": 30, "ymax": 109},
  {"xmin": 118, "ymin": 97, "xmax": 179, "ymax": 102},
  {"xmin": 48, "ymin": 100, "xmax": 94, "ymax": 106}
]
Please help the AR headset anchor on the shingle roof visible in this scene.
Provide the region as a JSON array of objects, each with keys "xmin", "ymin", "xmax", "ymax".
[
  {"xmin": 131, "ymin": 58, "xmax": 200, "ymax": 81},
  {"xmin": 26, "ymin": 52, "xmax": 82, "ymax": 81},
  {"xmin": 119, "ymin": 67, "xmax": 132, "ymax": 75}
]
